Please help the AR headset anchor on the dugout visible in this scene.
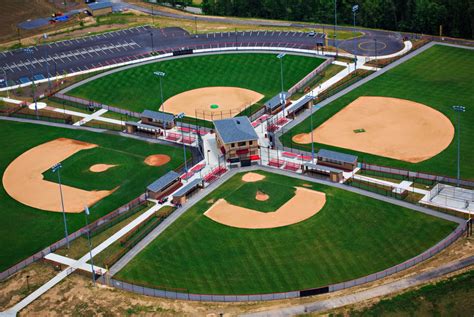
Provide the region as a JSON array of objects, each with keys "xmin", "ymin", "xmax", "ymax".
[
  {"xmin": 264, "ymin": 92, "xmax": 290, "ymax": 115},
  {"xmin": 146, "ymin": 171, "xmax": 182, "ymax": 200},
  {"xmin": 317, "ymin": 149, "xmax": 358, "ymax": 171},
  {"xmin": 171, "ymin": 178, "xmax": 203, "ymax": 205},
  {"xmin": 141, "ymin": 110, "xmax": 175, "ymax": 129},
  {"xmin": 286, "ymin": 95, "xmax": 314, "ymax": 118},
  {"xmin": 125, "ymin": 121, "xmax": 162, "ymax": 137},
  {"xmin": 302, "ymin": 162, "xmax": 344, "ymax": 183}
]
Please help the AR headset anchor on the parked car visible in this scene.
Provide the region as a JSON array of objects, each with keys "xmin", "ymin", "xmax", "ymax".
[{"xmin": 158, "ymin": 197, "xmax": 169, "ymax": 204}]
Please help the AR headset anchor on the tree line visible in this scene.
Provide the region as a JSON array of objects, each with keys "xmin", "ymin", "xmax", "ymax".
[{"xmin": 196, "ymin": 0, "xmax": 473, "ymax": 39}]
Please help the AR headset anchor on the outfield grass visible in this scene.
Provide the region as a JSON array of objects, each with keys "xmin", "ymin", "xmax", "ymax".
[
  {"xmin": 0, "ymin": 121, "xmax": 188, "ymax": 272},
  {"xmin": 282, "ymin": 45, "xmax": 474, "ymax": 179},
  {"xmin": 116, "ymin": 170, "xmax": 456, "ymax": 295},
  {"xmin": 67, "ymin": 53, "xmax": 325, "ymax": 114}
]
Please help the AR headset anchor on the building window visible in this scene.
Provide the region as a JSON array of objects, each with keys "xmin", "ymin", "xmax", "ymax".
[
  {"xmin": 231, "ymin": 143, "xmax": 235, "ymax": 148},
  {"xmin": 249, "ymin": 141, "xmax": 253, "ymax": 145},
  {"xmin": 238, "ymin": 141, "xmax": 246, "ymax": 146}
]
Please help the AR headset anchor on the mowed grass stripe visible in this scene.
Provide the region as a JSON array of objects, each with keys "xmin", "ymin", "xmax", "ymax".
[
  {"xmin": 68, "ymin": 53, "xmax": 325, "ymax": 114},
  {"xmin": 116, "ymin": 171, "xmax": 456, "ymax": 294},
  {"xmin": 282, "ymin": 45, "xmax": 474, "ymax": 179}
]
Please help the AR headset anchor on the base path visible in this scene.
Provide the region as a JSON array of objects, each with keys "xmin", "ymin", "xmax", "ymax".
[
  {"xmin": 293, "ymin": 96, "xmax": 454, "ymax": 163},
  {"xmin": 163, "ymin": 87, "xmax": 264, "ymax": 118},
  {"xmin": 204, "ymin": 187, "xmax": 326, "ymax": 229}
]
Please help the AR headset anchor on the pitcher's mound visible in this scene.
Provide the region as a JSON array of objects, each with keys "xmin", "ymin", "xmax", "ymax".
[
  {"xmin": 89, "ymin": 164, "xmax": 117, "ymax": 173},
  {"xmin": 144, "ymin": 154, "xmax": 171, "ymax": 167},
  {"xmin": 242, "ymin": 172, "xmax": 265, "ymax": 182},
  {"xmin": 256, "ymin": 191, "xmax": 269, "ymax": 201},
  {"xmin": 293, "ymin": 96, "xmax": 454, "ymax": 163}
]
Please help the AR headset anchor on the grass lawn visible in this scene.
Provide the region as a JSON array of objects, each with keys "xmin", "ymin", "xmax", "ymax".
[
  {"xmin": 67, "ymin": 53, "xmax": 325, "ymax": 114},
  {"xmin": 116, "ymin": 170, "xmax": 456, "ymax": 295},
  {"xmin": 0, "ymin": 120, "xmax": 188, "ymax": 272},
  {"xmin": 338, "ymin": 270, "xmax": 474, "ymax": 317},
  {"xmin": 282, "ymin": 45, "xmax": 474, "ymax": 179}
]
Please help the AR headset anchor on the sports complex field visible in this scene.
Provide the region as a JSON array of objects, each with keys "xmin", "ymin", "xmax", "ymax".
[
  {"xmin": 283, "ymin": 45, "xmax": 474, "ymax": 179},
  {"xmin": 0, "ymin": 120, "xmax": 188, "ymax": 272},
  {"xmin": 116, "ymin": 170, "xmax": 456, "ymax": 295},
  {"xmin": 67, "ymin": 53, "xmax": 325, "ymax": 117}
]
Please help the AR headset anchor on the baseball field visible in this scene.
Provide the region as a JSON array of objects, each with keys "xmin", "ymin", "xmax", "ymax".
[
  {"xmin": 0, "ymin": 120, "xmax": 189, "ymax": 272},
  {"xmin": 282, "ymin": 45, "xmax": 474, "ymax": 179},
  {"xmin": 66, "ymin": 53, "xmax": 325, "ymax": 117},
  {"xmin": 116, "ymin": 170, "xmax": 456, "ymax": 295}
]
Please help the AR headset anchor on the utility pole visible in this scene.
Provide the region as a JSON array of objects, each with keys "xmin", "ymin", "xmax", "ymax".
[
  {"xmin": 84, "ymin": 206, "xmax": 96, "ymax": 286},
  {"xmin": 51, "ymin": 163, "xmax": 70, "ymax": 249},
  {"xmin": 154, "ymin": 71, "xmax": 166, "ymax": 112},
  {"xmin": 352, "ymin": 5, "xmax": 359, "ymax": 64}
]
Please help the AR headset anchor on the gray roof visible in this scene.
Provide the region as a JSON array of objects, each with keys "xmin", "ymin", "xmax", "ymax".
[
  {"xmin": 214, "ymin": 116, "xmax": 258, "ymax": 144},
  {"xmin": 302, "ymin": 162, "xmax": 344, "ymax": 174},
  {"xmin": 88, "ymin": 2, "xmax": 113, "ymax": 10},
  {"xmin": 317, "ymin": 149, "xmax": 358, "ymax": 164},
  {"xmin": 173, "ymin": 178, "xmax": 202, "ymax": 197},
  {"xmin": 287, "ymin": 95, "xmax": 313, "ymax": 114},
  {"xmin": 125, "ymin": 121, "xmax": 159, "ymax": 131},
  {"xmin": 147, "ymin": 171, "xmax": 180, "ymax": 192},
  {"xmin": 141, "ymin": 110, "xmax": 175, "ymax": 123},
  {"xmin": 264, "ymin": 92, "xmax": 289, "ymax": 110}
]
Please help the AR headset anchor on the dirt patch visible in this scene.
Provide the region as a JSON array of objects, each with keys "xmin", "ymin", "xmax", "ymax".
[
  {"xmin": 2, "ymin": 138, "xmax": 116, "ymax": 213},
  {"xmin": 163, "ymin": 87, "xmax": 264, "ymax": 118},
  {"xmin": 292, "ymin": 97, "xmax": 454, "ymax": 163},
  {"xmin": 255, "ymin": 191, "xmax": 269, "ymax": 201},
  {"xmin": 89, "ymin": 164, "xmax": 117, "ymax": 173},
  {"xmin": 204, "ymin": 187, "xmax": 326, "ymax": 229},
  {"xmin": 144, "ymin": 154, "xmax": 171, "ymax": 167},
  {"xmin": 242, "ymin": 172, "xmax": 266, "ymax": 183},
  {"xmin": 207, "ymin": 199, "xmax": 215, "ymax": 204},
  {"xmin": 302, "ymin": 183, "xmax": 312, "ymax": 188}
]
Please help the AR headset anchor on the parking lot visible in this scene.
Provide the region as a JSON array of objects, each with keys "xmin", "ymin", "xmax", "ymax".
[{"xmin": 0, "ymin": 26, "xmax": 325, "ymax": 87}]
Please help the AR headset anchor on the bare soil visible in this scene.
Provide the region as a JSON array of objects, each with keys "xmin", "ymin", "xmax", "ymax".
[
  {"xmin": 204, "ymin": 187, "xmax": 326, "ymax": 229},
  {"xmin": 241, "ymin": 172, "xmax": 266, "ymax": 182},
  {"xmin": 292, "ymin": 96, "xmax": 454, "ymax": 163},
  {"xmin": 255, "ymin": 191, "xmax": 269, "ymax": 201},
  {"xmin": 89, "ymin": 164, "xmax": 117, "ymax": 173},
  {"xmin": 144, "ymin": 154, "xmax": 171, "ymax": 167},
  {"xmin": 2, "ymin": 138, "xmax": 115, "ymax": 213},
  {"xmin": 163, "ymin": 87, "xmax": 264, "ymax": 118}
]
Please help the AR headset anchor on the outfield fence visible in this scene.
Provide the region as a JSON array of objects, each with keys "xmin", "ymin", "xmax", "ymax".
[
  {"xmin": 98, "ymin": 167, "xmax": 467, "ymax": 301},
  {"xmin": 288, "ymin": 58, "xmax": 334, "ymax": 95},
  {"xmin": 0, "ymin": 194, "xmax": 147, "ymax": 281}
]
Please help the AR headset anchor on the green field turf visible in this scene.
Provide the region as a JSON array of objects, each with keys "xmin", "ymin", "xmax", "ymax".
[
  {"xmin": 116, "ymin": 170, "xmax": 456, "ymax": 295},
  {"xmin": 67, "ymin": 53, "xmax": 324, "ymax": 114},
  {"xmin": 281, "ymin": 45, "xmax": 474, "ymax": 179},
  {"xmin": 0, "ymin": 120, "xmax": 188, "ymax": 272}
]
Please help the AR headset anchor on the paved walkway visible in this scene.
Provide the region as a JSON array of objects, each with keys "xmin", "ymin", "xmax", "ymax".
[
  {"xmin": 73, "ymin": 108, "xmax": 109, "ymax": 126},
  {"xmin": 243, "ymin": 255, "xmax": 474, "ymax": 317},
  {"xmin": 353, "ymin": 174, "xmax": 429, "ymax": 195},
  {"xmin": 3, "ymin": 202, "xmax": 170, "ymax": 315}
]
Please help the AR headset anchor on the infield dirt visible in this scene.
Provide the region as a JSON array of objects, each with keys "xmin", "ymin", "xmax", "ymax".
[
  {"xmin": 2, "ymin": 138, "xmax": 115, "ymax": 213},
  {"xmin": 163, "ymin": 86, "xmax": 264, "ymax": 117}
]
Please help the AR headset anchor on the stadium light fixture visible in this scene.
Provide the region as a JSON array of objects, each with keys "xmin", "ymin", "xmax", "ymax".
[
  {"xmin": 153, "ymin": 71, "xmax": 166, "ymax": 112},
  {"xmin": 452, "ymin": 105, "xmax": 466, "ymax": 186},
  {"xmin": 84, "ymin": 205, "xmax": 96, "ymax": 286},
  {"xmin": 175, "ymin": 112, "xmax": 188, "ymax": 173},
  {"xmin": 51, "ymin": 162, "xmax": 70, "ymax": 249},
  {"xmin": 352, "ymin": 5, "xmax": 359, "ymax": 61},
  {"xmin": 276, "ymin": 54, "xmax": 286, "ymax": 121}
]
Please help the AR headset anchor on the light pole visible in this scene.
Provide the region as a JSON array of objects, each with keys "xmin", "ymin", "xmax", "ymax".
[
  {"xmin": 84, "ymin": 206, "xmax": 96, "ymax": 286},
  {"xmin": 25, "ymin": 48, "xmax": 38, "ymax": 119},
  {"xmin": 175, "ymin": 112, "xmax": 188, "ymax": 173},
  {"xmin": 1, "ymin": 68, "xmax": 9, "ymax": 98},
  {"xmin": 352, "ymin": 5, "xmax": 359, "ymax": 63},
  {"xmin": 334, "ymin": 0, "xmax": 338, "ymax": 56},
  {"xmin": 310, "ymin": 92, "xmax": 316, "ymax": 161},
  {"xmin": 452, "ymin": 105, "xmax": 466, "ymax": 186},
  {"xmin": 51, "ymin": 163, "xmax": 70, "ymax": 249},
  {"xmin": 277, "ymin": 53, "xmax": 286, "ymax": 117},
  {"xmin": 150, "ymin": 31, "xmax": 155, "ymax": 52},
  {"xmin": 153, "ymin": 71, "xmax": 166, "ymax": 112},
  {"xmin": 41, "ymin": 33, "xmax": 51, "ymax": 92}
]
